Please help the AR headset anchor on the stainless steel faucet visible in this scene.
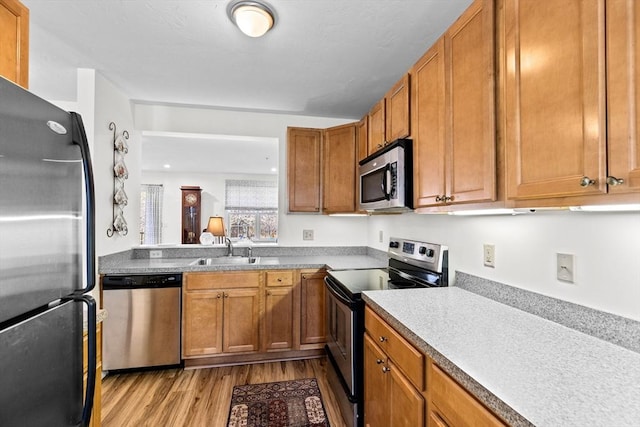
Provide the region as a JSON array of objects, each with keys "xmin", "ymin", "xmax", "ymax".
[{"xmin": 225, "ymin": 237, "xmax": 233, "ymax": 257}]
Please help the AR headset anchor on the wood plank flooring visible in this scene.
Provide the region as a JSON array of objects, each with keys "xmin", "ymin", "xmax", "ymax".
[{"xmin": 101, "ymin": 357, "xmax": 347, "ymax": 427}]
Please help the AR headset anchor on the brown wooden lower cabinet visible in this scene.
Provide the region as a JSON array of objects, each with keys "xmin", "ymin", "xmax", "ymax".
[
  {"xmin": 182, "ymin": 269, "xmax": 326, "ymax": 367},
  {"xmin": 83, "ymin": 323, "xmax": 102, "ymax": 427},
  {"xmin": 363, "ymin": 305, "xmax": 507, "ymax": 427},
  {"xmin": 182, "ymin": 271, "xmax": 261, "ymax": 358},
  {"xmin": 427, "ymin": 358, "xmax": 507, "ymax": 427},
  {"xmin": 299, "ymin": 269, "xmax": 326, "ymax": 348}
]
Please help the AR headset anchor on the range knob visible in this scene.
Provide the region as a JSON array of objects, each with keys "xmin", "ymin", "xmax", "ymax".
[
  {"xmin": 389, "ymin": 241, "xmax": 400, "ymax": 248},
  {"xmin": 426, "ymin": 249, "xmax": 435, "ymax": 257},
  {"xmin": 419, "ymin": 246, "xmax": 427, "ymax": 255}
]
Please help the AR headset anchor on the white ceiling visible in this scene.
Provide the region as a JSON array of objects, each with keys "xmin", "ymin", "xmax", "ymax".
[{"xmin": 23, "ymin": 0, "xmax": 473, "ymax": 173}]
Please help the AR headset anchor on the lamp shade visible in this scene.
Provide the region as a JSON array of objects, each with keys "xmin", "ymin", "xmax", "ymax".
[
  {"xmin": 228, "ymin": 1, "xmax": 275, "ymax": 38},
  {"xmin": 206, "ymin": 216, "xmax": 226, "ymax": 236}
]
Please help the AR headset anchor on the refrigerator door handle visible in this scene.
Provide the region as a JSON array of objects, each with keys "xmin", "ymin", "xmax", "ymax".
[
  {"xmin": 70, "ymin": 294, "xmax": 97, "ymax": 427},
  {"xmin": 71, "ymin": 112, "xmax": 96, "ymax": 293}
]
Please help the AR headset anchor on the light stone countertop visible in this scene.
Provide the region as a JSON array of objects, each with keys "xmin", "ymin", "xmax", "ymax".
[
  {"xmin": 98, "ymin": 255, "xmax": 386, "ymax": 275},
  {"xmin": 362, "ymin": 287, "xmax": 640, "ymax": 427}
]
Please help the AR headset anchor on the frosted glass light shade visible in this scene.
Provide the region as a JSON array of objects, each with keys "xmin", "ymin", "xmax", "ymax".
[{"xmin": 230, "ymin": 2, "xmax": 274, "ymax": 37}]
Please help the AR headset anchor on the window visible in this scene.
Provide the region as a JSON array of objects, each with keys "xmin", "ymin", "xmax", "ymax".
[
  {"xmin": 225, "ymin": 179, "xmax": 277, "ymax": 242},
  {"xmin": 140, "ymin": 184, "xmax": 163, "ymax": 244}
]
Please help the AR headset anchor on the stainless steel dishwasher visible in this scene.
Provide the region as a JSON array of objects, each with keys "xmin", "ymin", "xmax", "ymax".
[{"xmin": 102, "ymin": 274, "xmax": 182, "ymax": 371}]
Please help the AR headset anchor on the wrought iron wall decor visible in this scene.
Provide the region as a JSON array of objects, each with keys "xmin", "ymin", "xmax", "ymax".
[{"xmin": 107, "ymin": 121, "xmax": 129, "ymax": 237}]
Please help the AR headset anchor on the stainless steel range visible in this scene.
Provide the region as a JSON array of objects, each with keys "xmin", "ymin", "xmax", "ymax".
[{"xmin": 324, "ymin": 237, "xmax": 448, "ymax": 427}]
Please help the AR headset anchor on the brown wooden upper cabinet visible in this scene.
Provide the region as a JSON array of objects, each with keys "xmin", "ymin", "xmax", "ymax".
[
  {"xmin": 287, "ymin": 124, "xmax": 358, "ymax": 214},
  {"xmin": 606, "ymin": 0, "xmax": 640, "ymax": 196},
  {"xmin": 323, "ymin": 123, "xmax": 357, "ymax": 214},
  {"xmin": 287, "ymin": 127, "xmax": 322, "ymax": 212},
  {"xmin": 385, "ymin": 73, "xmax": 411, "ymax": 142},
  {"xmin": 368, "ymin": 98, "xmax": 386, "ymax": 155},
  {"xmin": 412, "ymin": 0, "xmax": 496, "ymax": 210},
  {"xmin": 0, "ymin": 0, "xmax": 29, "ymax": 88},
  {"xmin": 357, "ymin": 115, "xmax": 369, "ymax": 163},
  {"xmin": 503, "ymin": 0, "xmax": 639, "ymax": 203},
  {"xmin": 366, "ymin": 74, "xmax": 411, "ymax": 158}
]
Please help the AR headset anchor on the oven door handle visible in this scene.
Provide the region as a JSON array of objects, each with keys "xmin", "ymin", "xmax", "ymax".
[{"xmin": 324, "ymin": 276, "xmax": 357, "ymax": 308}]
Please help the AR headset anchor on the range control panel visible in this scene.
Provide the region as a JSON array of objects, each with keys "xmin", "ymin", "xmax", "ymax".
[{"xmin": 388, "ymin": 237, "xmax": 448, "ymax": 273}]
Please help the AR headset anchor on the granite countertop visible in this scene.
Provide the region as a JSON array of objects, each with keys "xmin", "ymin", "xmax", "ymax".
[
  {"xmin": 98, "ymin": 255, "xmax": 386, "ymax": 275},
  {"xmin": 362, "ymin": 287, "xmax": 640, "ymax": 427}
]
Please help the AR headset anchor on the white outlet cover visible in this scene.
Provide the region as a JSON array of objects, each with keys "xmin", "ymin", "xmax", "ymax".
[
  {"xmin": 483, "ymin": 244, "xmax": 495, "ymax": 268},
  {"xmin": 557, "ymin": 253, "xmax": 574, "ymax": 283}
]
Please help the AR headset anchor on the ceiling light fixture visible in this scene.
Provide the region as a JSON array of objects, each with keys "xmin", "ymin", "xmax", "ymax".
[{"xmin": 227, "ymin": 1, "xmax": 275, "ymax": 38}]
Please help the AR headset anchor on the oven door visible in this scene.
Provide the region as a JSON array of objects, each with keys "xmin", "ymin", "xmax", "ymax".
[{"xmin": 324, "ymin": 276, "xmax": 358, "ymax": 398}]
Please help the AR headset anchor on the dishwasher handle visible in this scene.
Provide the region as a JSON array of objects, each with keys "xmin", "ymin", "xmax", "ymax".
[{"xmin": 103, "ymin": 274, "xmax": 182, "ymax": 290}]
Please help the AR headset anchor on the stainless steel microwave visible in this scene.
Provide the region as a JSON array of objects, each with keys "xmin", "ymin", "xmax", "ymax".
[{"xmin": 358, "ymin": 139, "xmax": 413, "ymax": 212}]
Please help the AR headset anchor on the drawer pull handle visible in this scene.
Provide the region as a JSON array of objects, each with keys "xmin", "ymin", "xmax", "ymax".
[
  {"xmin": 379, "ymin": 336, "xmax": 387, "ymax": 343},
  {"xmin": 606, "ymin": 176, "xmax": 625, "ymax": 186},
  {"xmin": 580, "ymin": 176, "xmax": 596, "ymax": 187}
]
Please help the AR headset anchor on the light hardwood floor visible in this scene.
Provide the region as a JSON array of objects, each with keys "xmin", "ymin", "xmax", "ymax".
[{"xmin": 101, "ymin": 357, "xmax": 347, "ymax": 427}]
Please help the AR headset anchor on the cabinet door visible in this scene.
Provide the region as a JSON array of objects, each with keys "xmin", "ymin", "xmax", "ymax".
[
  {"xmin": 607, "ymin": 0, "xmax": 640, "ymax": 194},
  {"xmin": 223, "ymin": 288, "xmax": 260, "ymax": 353},
  {"xmin": 364, "ymin": 333, "xmax": 389, "ymax": 427},
  {"xmin": 504, "ymin": 0, "xmax": 607, "ymax": 200},
  {"xmin": 412, "ymin": 38, "xmax": 447, "ymax": 208},
  {"xmin": 386, "ymin": 74, "xmax": 411, "ymax": 142},
  {"xmin": 264, "ymin": 286, "xmax": 294, "ymax": 351},
  {"xmin": 182, "ymin": 291, "xmax": 223, "ymax": 357},
  {"xmin": 300, "ymin": 271, "xmax": 326, "ymax": 346},
  {"xmin": 357, "ymin": 115, "xmax": 369, "ymax": 162},
  {"xmin": 287, "ymin": 127, "xmax": 322, "ymax": 212},
  {"xmin": 445, "ymin": 0, "xmax": 496, "ymax": 204},
  {"xmin": 323, "ymin": 123, "xmax": 357, "ymax": 213},
  {"xmin": 368, "ymin": 99, "xmax": 386, "ymax": 154},
  {"xmin": 389, "ymin": 360, "xmax": 424, "ymax": 427},
  {"xmin": 0, "ymin": 0, "xmax": 29, "ymax": 88}
]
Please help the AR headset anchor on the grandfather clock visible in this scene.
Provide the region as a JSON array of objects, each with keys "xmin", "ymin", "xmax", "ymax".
[{"xmin": 180, "ymin": 186, "xmax": 202, "ymax": 244}]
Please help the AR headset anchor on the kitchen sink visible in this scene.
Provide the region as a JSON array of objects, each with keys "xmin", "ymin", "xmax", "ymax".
[{"xmin": 190, "ymin": 256, "xmax": 260, "ymax": 266}]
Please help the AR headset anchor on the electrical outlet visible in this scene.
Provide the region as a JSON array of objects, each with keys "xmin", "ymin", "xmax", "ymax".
[
  {"xmin": 378, "ymin": 230, "xmax": 384, "ymax": 243},
  {"xmin": 483, "ymin": 244, "xmax": 495, "ymax": 268},
  {"xmin": 303, "ymin": 229, "xmax": 314, "ymax": 241},
  {"xmin": 557, "ymin": 253, "xmax": 574, "ymax": 283},
  {"xmin": 149, "ymin": 250, "xmax": 163, "ymax": 259}
]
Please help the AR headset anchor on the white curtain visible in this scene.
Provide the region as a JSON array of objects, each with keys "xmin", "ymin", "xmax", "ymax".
[{"xmin": 140, "ymin": 184, "xmax": 163, "ymax": 244}]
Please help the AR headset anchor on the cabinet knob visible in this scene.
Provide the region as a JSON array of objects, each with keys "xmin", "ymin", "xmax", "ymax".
[
  {"xmin": 216, "ymin": 293, "xmax": 222, "ymax": 299},
  {"xmin": 379, "ymin": 336, "xmax": 387, "ymax": 343},
  {"xmin": 444, "ymin": 195, "xmax": 454, "ymax": 203},
  {"xmin": 435, "ymin": 195, "xmax": 443, "ymax": 202},
  {"xmin": 224, "ymin": 293, "xmax": 229, "ymax": 298},
  {"xmin": 580, "ymin": 176, "xmax": 596, "ymax": 187},
  {"xmin": 382, "ymin": 366, "xmax": 391, "ymax": 373},
  {"xmin": 376, "ymin": 359, "xmax": 384, "ymax": 365},
  {"xmin": 277, "ymin": 278, "xmax": 282, "ymax": 282},
  {"xmin": 606, "ymin": 176, "xmax": 625, "ymax": 186}
]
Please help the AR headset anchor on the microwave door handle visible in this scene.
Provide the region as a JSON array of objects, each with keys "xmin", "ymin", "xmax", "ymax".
[{"xmin": 384, "ymin": 164, "xmax": 392, "ymax": 200}]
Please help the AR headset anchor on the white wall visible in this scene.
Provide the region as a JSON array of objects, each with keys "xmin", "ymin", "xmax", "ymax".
[
  {"xmin": 141, "ymin": 170, "xmax": 276, "ymax": 244},
  {"xmin": 367, "ymin": 211, "xmax": 640, "ymax": 320},
  {"xmin": 134, "ymin": 104, "xmax": 369, "ymax": 246}
]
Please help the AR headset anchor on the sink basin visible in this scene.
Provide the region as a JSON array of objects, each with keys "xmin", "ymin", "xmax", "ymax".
[{"xmin": 190, "ymin": 256, "xmax": 260, "ymax": 266}]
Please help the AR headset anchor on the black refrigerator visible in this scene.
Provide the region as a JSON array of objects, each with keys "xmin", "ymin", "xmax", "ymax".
[{"xmin": 0, "ymin": 76, "xmax": 97, "ymax": 426}]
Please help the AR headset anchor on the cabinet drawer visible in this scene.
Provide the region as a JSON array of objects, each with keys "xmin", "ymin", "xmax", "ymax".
[
  {"xmin": 185, "ymin": 271, "xmax": 262, "ymax": 290},
  {"xmin": 429, "ymin": 360, "xmax": 506, "ymax": 427},
  {"xmin": 265, "ymin": 270, "xmax": 294, "ymax": 287},
  {"xmin": 365, "ymin": 306, "xmax": 424, "ymax": 390}
]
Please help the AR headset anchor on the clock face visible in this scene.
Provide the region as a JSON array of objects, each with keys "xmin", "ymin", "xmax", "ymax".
[{"xmin": 185, "ymin": 193, "xmax": 198, "ymax": 205}]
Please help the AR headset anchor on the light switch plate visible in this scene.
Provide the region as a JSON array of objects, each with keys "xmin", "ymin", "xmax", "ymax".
[{"xmin": 557, "ymin": 253, "xmax": 574, "ymax": 283}]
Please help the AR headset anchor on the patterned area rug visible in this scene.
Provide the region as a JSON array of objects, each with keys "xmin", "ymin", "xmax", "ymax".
[{"xmin": 227, "ymin": 378, "xmax": 330, "ymax": 427}]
